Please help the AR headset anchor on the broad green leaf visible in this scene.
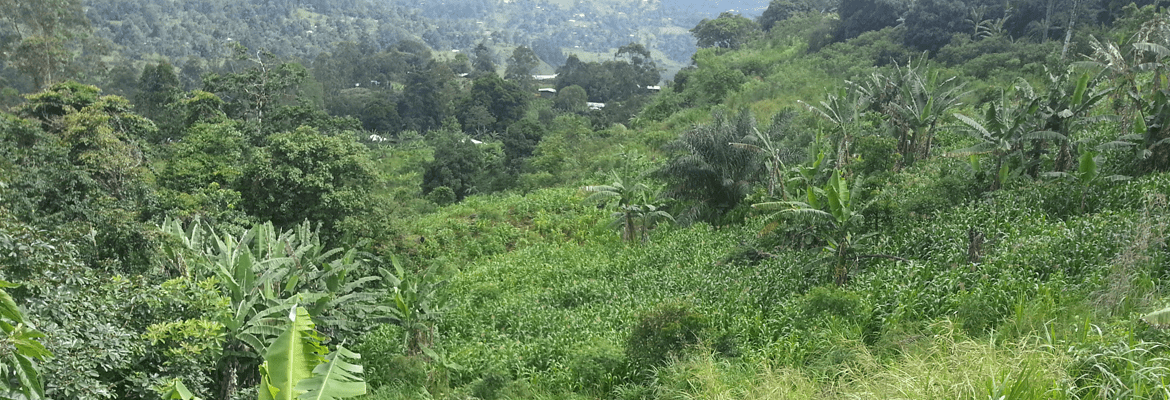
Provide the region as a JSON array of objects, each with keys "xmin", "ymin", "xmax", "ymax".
[
  {"xmin": 0, "ymin": 282, "xmax": 23, "ymax": 323},
  {"xmin": 1072, "ymin": 72, "xmax": 1089, "ymax": 106},
  {"xmin": 259, "ymin": 306, "xmax": 325, "ymax": 400},
  {"xmin": 295, "ymin": 345, "xmax": 367, "ymax": 400},
  {"xmin": 1077, "ymin": 150, "xmax": 1098, "ymax": 184},
  {"xmin": 159, "ymin": 379, "xmax": 201, "ymax": 400}
]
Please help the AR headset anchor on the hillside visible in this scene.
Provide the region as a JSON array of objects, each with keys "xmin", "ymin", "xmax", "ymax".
[
  {"xmin": 2, "ymin": 0, "xmax": 1170, "ymax": 399},
  {"xmin": 79, "ymin": 0, "xmax": 703, "ymax": 73}
]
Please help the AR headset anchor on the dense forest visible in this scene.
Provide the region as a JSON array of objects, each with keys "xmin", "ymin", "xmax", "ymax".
[{"xmin": 3, "ymin": 0, "xmax": 1170, "ymax": 398}]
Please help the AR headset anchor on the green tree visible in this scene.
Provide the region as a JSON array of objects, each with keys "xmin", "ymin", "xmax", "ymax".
[
  {"xmin": 759, "ymin": 0, "xmax": 814, "ymax": 31},
  {"xmin": 554, "ymin": 85, "xmax": 588, "ymax": 113},
  {"xmin": 201, "ymin": 44, "xmax": 309, "ymax": 142},
  {"xmin": 398, "ymin": 61, "xmax": 454, "ymax": 133},
  {"xmin": 10, "ymin": 82, "xmax": 160, "ymax": 272},
  {"xmin": 0, "ymin": 0, "xmax": 92, "ymax": 88},
  {"xmin": 239, "ymin": 127, "xmax": 377, "ymax": 239},
  {"xmin": 615, "ymin": 43, "xmax": 661, "ymax": 88},
  {"xmin": 901, "ymin": 0, "xmax": 970, "ymax": 52},
  {"xmin": 158, "ymin": 122, "xmax": 246, "ymax": 193},
  {"xmin": 500, "ymin": 119, "xmax": 546, "ymax": 174},
  {"xmin": 836, "ymin": 0, "xmax": 906, "ymax": 41},
  {"xmin": 691, "ymin": 12, "xmax": 761, "ymax": 49},
  {"xmin": 458, "ymin": 74, "xmax": 529, "ymax": 134},
  {"xmin": 472, "ymin": 42, "xmax": 496, "ymax": 77},
  {"xmin": 504, "ymin": 46, "xmax": 540, "ymax": 88},
  {"xmin": 656, "ymin": 109, "xmax": 762, "ymax": 224},
  {"xmin": 134, "ymin": 61, "xmax": 183, "ymax": 141},
  {"xmin": 422, "ymin": 129, "xmax": 492, "ymax": 201}
]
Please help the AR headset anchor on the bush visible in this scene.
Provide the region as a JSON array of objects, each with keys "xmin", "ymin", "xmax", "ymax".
[
  {"xmin": 626, "ymin": 302, "xmax": 709, "ymax": 373},
  {"xmin": 852, "ymin": 135, "xmax": 899, "ymax": 176},
  {"xmin": 470, "ymin": 369, "xmax": 512, "ymax": 400},
  {"xmin": 426, "ymin": 186, "xmax": 456, "ymax": 206},
  {"xmin": 801, "ymin": 286, "xmax": 867, "ymax": 322},
  {"xmin": 567, "ymin": 339, "xmax": 630, "ymax": 397}
]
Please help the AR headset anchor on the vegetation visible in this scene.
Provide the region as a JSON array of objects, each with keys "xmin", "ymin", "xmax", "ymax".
[{"xmin": 5, "ymin": 1, "xmax": 1170, "ymax": 400}]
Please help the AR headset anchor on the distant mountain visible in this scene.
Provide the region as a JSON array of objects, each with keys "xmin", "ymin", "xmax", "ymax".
[{"xmin": 660, "ymin": 0, "xmax": 770, "ymax": 16}]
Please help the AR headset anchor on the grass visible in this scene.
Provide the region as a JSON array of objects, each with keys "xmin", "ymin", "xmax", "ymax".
[{"xmin": 652, "ymin": 322, "xmax": 1073, "ymax": 400}]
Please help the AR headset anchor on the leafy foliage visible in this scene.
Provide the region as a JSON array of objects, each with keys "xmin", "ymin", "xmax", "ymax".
[
  {"xmin": 239, "ymin": 126, "xmax": 377, "ymax": 240},
  {"xmin": 0, "ymin": 280, "xmax": 50, "ymax": 400},
  {"xmin": 657, "ymin": 109, "xmax": 762, "ymax": 224},
  {"xmin": 258, "ymin": 306, "xmax": 366, "ymax": 400}
]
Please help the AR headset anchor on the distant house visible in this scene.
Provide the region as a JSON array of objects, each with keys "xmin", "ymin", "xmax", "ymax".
[
  {"xmin": 537, "ymin": 88, "xmax": 557, "ymax": 97},
  {"xmin": 532, "ymin": 74, "xmax": 558, "ymax": 80},
  {"xmin": 646, "ymin": 85, "xmax": 661, "ymax": 91},
  {"xmin": 587, "ymin": 102, "xmax": 605, "ymax": 110}
]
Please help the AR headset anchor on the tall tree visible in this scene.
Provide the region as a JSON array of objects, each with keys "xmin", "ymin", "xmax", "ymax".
[
  {"xmin": 239, "ymin": 126, "xmax": 377, "ymax": 240},
  {"xmin": 458, "ymin": 74, "xmax": 528, "ymax": 134},
  {"xmin": 134, "ymin": 61, "xmax": 183, "ymax": 141},
  {"xmin": 201, "ymin": 44, "xmax": 309, "ymax": 143},
  {"xmin": 0, "ymin": 0, "xmax": 93, "ymax": 88},
  {"xmin": 504, "ymin": 46, "xmax": 540, "ymax": 88},
  {"xmin": 690, "ymin": 12, "xmax": 761, "ymax": 50},
  {"xmin": 472, "ymin": 42, "xmax": 496, "ymax": 77}
]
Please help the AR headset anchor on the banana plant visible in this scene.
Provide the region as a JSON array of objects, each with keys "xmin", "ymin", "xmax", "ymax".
[
  {"xmin": 1042, "ymin": 147, "xmax": 1130, "ymax": 212},
  {"xmin": 1143, "ymin": 306, "xmax": 1170, "ymax": 329},
  {"xmin": 378, "ymin": 257, "xmax": 445, "ymax": 359},
  {"xmin": 753, "ymin": 170, "xmax": 897, "ymax": 285},
  {"xmin": 949, "ymin": 80, "xmax": 1065, "ymax": 189},
  {"xmin": 258, "ymin": 306, "xmax": 365, "ymax": 400},
  {"xmin": 799, "ymin": 86, "xmax": 869, "ymax": 169},
  {"xmin": 583, "ymin": 171, "xmax": 674, "ymax": 243},
  {"xmin": 159, "ymin": 219, "xmax": 381, "ymax": 399},
  {"xmin": 0, "ymin": 280, "xmax": 51, "ymax": 400},
  {"xmin": 1120, "ymin": 89, "xmax": 1170, "ymax": 171}
]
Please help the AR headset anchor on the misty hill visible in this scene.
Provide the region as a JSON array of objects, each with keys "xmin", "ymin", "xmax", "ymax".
[{"xmin": 82, "ymin": 0, "xmax": 727, "ymax": 75}]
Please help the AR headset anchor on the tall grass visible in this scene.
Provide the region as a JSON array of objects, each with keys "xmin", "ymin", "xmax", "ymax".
[{"xmin": 655, "ymin": 323, "xmax": 1072, "ymax": 400}]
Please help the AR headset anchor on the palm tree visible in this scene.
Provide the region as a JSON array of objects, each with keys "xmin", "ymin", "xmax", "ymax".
[{"xmin": 656, "ymin": 109, "xmax": 762, "ymax": 224}]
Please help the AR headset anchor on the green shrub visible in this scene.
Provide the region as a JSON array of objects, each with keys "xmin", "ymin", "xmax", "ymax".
[
  {"xmin": 426, "ymin": 186, "xmax": 456, "ymax": 206},
  {"xmin": 471, "ymin": 369, "xmax": 513, "ymax": 400},
  {"xmin": 852, "ymin": 135, "xmax": 899, "ymax": 176},
  {"xmin": 800, "ymin": 285, "xmax": 868, "ymax": 323},
  {"xmin": 626, "ymin": 302, "xmax": 709, "ymax": 373},
  {"xmin": 567, "ymin": 339, "xmax": 630, "ymax": 397}
]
